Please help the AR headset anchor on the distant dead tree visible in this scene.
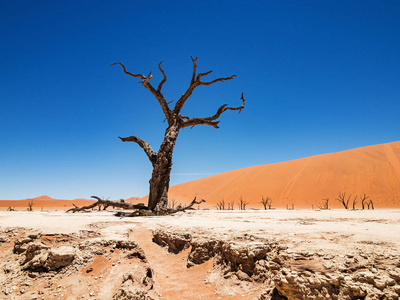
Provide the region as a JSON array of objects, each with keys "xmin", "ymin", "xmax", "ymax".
[
  {"xmin": 317, "ymin": 198, "xmax": 329, "ymax": 210},
  {"xmin": 227, "ymin": 200, "xmax": 235, "ymax": 210},
  {"xmin": 7, "ymin": 206, "xmax": 15, "ymax": 211},
  {"xmin": 238, "ymin": 196, "xmax": 248, "ymax": 210},
  {"xmin": 352, "ymin": 196, "xmax": 358, "ymax": 210},
  {"xmin": 112, "ymin": 57, "xmax": 245, "ymax": 214},
  {"xmin": 360, "ymin": 194, "xmax": 369, "ymax": 209},
  {"xmin": 27, "ymin": 200, "xmax": 34, "ymax": 212},
  {"xmin": 286, "ymin": 204, "xmax": 295, "ymax": 210},
  {"xmin": 261, "ymin": 196, "xmax": 272, "ymax": 210},
  {"xmin": 367, "ymin": 199, "xmax": 375, "ymax": 210},
  {"xmin": 216, "ymin": 198, "xmax": 226, "ymax": 210},
  {"xmin": 336, "ymin": 192, "xmax": 352, "ymax": 209}
]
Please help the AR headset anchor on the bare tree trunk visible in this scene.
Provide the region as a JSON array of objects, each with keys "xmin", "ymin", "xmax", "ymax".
[{"xmin": 148, "ymin": 123, "xmax": 179, "ymax": 212}]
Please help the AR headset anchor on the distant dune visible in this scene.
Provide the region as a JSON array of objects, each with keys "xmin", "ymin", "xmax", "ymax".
[
  {"xmin": 167, "ymin": 141, "xmax": 400, "ymax": 209},
  {"xmin": 2, "ymin": 141, "xmax": 399, "ymax": 210},
  {"xmin": 0, "ymin": 195, "xmax": 95, "ymax": 210},
  {"xmin": 0, "ymin": 195, "xmax": 143, "ymax": 211}
]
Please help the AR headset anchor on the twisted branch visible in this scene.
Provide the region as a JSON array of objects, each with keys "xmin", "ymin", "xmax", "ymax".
[
  {"xmin": 112, "ymin": 62, "xmax": 172, "ymax": 124},
  {"xmin": 157, "ymin": 61, "xmax": 167, "ymax": 92},
  {"xmin": 182, "ymin": 93, "xmax": 245, "ymax": 129},
  {"xmin": 119, "ymin": 136, "xmax": 157, "ymax": 165},
  {"xmin": 174, "ymin": 57, "xmax": 237, "ymax": 114}
]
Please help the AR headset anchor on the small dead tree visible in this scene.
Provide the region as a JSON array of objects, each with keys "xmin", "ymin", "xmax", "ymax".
[
  {"xmin": 216, "ymin": 198, "xmax": 226, "ymax": 210},
  {"xmin": 352, "ymin": 196, "xmax": 358, "ymax": 210},
  {"xmin": 27, "ymin": 200, "xmax": 34, "ymax": 212},
  {"xmin": 260, "ymin": 196, "xmax": 272, "ymax": 210},
  {"xmin": 7, "ymin": 206, "xmax": 15, "ymax": 211},
  {"xmin": 366, "ymin": 199, "xmax": 375, "ymax": 210},
  {"xmin": 360, "ymin": 194, "xmax": 369, "ymax": 209},
  {"xmin": 317, "ymin": 198, "xmax": 329, "ymax": 210},
  {"xmin": 336, "ymin": 192, "xmax": 351, "ymax": 209},
  {"xmin": 227, "ymin": 200, "xmax": 235, "ymax": 210},
  {"xmin": 113, "ymin": 57, "xmax": 245, "ymax": 214},
  {"xmin": 238, "ymin": 196, "xmax": 248, "ymax": 210}
]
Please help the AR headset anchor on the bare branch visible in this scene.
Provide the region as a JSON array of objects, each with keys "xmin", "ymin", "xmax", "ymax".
[
  {"xmin": 199, "ymin": 74, "xmax": 236, "ymax": 86},
  {"xmin": 119, "ymin": 136, "xmax": 157, "ymax": 165},
  {"xmin": 174, "ymin": 58, "xmax": 237, "ymax": 114},
  {"xmin": 190, "ymin": 56, "xmax": 198, "ymax": 84},
  {"xmin": 157, "ymin": 61, "xmax": 167, "ymax": 92},
  {"xmin": 161, "ymin": 194, "xmax": 205, "ymax": 214},
  {"xmin": 181, "ymin": 93, "xmax": 246, "ymax": 129},
  {"xmin": 111, "ymin": 62, "xmax": 147, "ymax": 79},
  {"xmin": 112, "ymin": 62, "xmax": 172, "ymax": 124}
]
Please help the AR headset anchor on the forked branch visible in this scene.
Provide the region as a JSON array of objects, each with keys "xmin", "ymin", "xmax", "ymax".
[
  {"xmin": 161, "ymin": 194, "xmax": 205, "ymax": 213},
  {"xmin": 174, "ymin": 57, "xmax": 237, "ymax": 114},
  {"xmin": 119, "ymin": 136, "xmax": 157, "ymax": 165},
  {"xmin": 182, "ymin": 93, "xmax": 246, "ymax": 129},
  {"xmin": 111, "ymin": 62, "xmax": 172, "ymax": 124}
]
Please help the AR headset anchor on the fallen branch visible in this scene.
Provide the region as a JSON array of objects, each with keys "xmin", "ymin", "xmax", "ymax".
[
  {"xmin": 160, "ymin": 194, "xmax": 205, "ymax": 214},
  {"xmin": 66, "ymin": 195, "xmax": 205, "ymax": 216},
  {"xmin": 66, "ymin": 196, "xmax": 148, "ymax": 213}
]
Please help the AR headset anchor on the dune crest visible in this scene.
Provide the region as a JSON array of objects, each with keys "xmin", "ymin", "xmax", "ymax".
[{"xmin": 168, "ymin": 141, "xmax": 400, "ymax": 209}]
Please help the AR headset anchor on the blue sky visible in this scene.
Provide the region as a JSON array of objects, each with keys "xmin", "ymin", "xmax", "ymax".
[{"xmin": 1, "ymin": 1, "xmax": 399, "ymax": 200}]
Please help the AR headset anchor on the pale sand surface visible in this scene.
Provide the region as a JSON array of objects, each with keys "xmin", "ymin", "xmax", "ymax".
[{"xmin": 1, "ymin": 209, "xmax": 399, "ymax": 251}]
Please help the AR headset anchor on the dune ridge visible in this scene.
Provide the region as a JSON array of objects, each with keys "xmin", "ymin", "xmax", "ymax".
[{"xmin": 168, "ymin": 141, "xmax": 400, "ymax": 209}]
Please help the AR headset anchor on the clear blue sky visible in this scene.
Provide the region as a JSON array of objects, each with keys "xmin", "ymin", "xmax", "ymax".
[{"xmin": 1, "ymin": 1, "xmax": 399, "ymax": 200}]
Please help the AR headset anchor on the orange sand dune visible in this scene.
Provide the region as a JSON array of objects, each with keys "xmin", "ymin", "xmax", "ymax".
[
  {"xmin": 168, "ymin": 141, "xmax": 400, "ymax": 209},
  {"xmin": 0, "ymin": 195, "xmax": 95, "ymax": 211}
]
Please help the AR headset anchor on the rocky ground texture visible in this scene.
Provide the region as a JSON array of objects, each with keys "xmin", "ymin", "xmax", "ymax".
[
  {"xmin": 153, "ymin": 227, "xmax": 400, "ymax": 299},
  {"xmin": 1, "ymin": 210, "xmax": 400, "ymax": 299}
]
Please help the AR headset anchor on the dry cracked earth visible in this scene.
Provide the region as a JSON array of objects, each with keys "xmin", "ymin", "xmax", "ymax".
[{"xmin": 0, "ymin": 211, "xmax": 400, "ymax": 299}]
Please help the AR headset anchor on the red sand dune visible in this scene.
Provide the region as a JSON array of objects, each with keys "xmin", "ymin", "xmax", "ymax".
[
  {"xmin": 167, "ymin": 141, "xmax": 400, "ymax": 209},
  {"xmin": 0, "ymin": 195, "xmax": 95, "ymax": 210}
]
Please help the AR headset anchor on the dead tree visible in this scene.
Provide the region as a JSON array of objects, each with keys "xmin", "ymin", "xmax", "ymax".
[
  {"xmin": 261, "ymin": 196, "xmax": 272, "ymax": 210},
  {"xmin": 216, "ymin": 198, "xmax": 225, "ymax": 210},
  {"xmin": 27, "ymin": 200, "xmax": 34, "ymax": 212},
  {"xmin": 112, "ymin": 57, "xmax": 245, "ymax": 214},
  {"xmin": 336, "ymin": 192, "xmax": 351, "ymax": 209},
  {"xmin": 227, "ymin": 200, "xmax": 235, "ymax": 210},
  {"xmin": 7, "ymin": 206, "xmax": 15, "ymax": 211},
  {"xmin": 366, "ymin": 199, "xmax": 375, "ymax": 210},
  {"xmin": 360, "ymin": 193, "xmax": 369, "ymax": 209},
  {"xmin": 317, "ymin": 198, "xmax": 329, "ymax": 210},
  {"xmin": 352, "ymin": 196, "xmax": 358, "ymax": 210},
  {"xmin": 238, "ymin": 196, "xmax": 248, "ymax": 210}
]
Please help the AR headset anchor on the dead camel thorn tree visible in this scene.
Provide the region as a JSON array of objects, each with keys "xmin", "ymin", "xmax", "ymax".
[
  {"xmin": 260, "ymin": 196, "xmax": 272, "ymax": 210},
  {"xmin": 336, "ymin": 192, "xmax": 357, "ymax": 210},
  {"xmin": 113, "ymin": 57, "xmax": 245, "ymax": 213}
]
